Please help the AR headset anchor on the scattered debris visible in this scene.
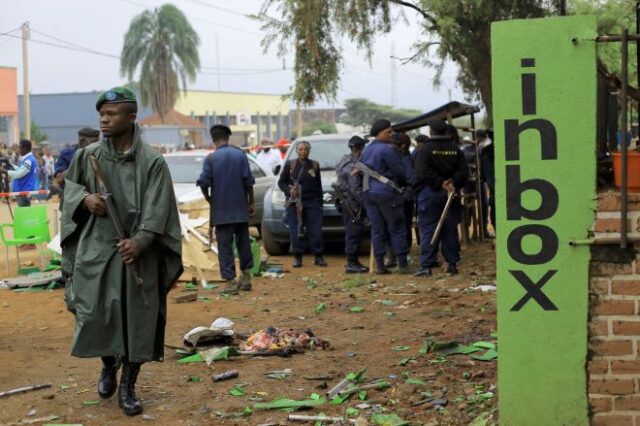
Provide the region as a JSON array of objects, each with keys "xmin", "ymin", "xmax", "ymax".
[
  {"xmin": 0, "ymin": 383, "xmax": 52, "ymax": 398},
  {"xmin": 240, "ymin": 327, "xmax": 331, "ymax": 352},
  {"xmin": 173, "ymin": 292, "xmax": 197, "ymax": 304},
  {"xmin": 253, "ymin": 396, "xmax": 327, "ymax": 410},
  {"xmin": 212, "ymin": 369, "xmax": 239, "ymax": 382},
  {"xmin": 288, "ymin": 414, "xmax": 352, "ymax": 423},
  {"xmin": 2, "ymin": 271, "xmax": 63, "ymax": 289},
  {"xmin": 183, "ymin": 317, "xmax": 235, "ymax": 348}
]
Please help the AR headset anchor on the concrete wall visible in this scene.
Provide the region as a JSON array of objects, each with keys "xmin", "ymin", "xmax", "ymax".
[{"xmin": 588, "ymin": 192, "xmax": 640, "ymax": 425}]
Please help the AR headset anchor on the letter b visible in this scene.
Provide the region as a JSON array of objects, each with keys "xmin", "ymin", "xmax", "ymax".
[{"xmin": 506, "ymin": 165, "xmax": 559, "ymax": 221}]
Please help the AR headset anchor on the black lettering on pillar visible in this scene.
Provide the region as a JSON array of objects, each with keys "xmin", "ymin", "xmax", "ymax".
[
  {"xmin": 507, "ymin": 224, "xmax": 558, "ymax": 265},
  {"xmin": 505, "ymin": 118, "xmax": 558, "ymax": 161},
  {"xmin": 506, "ymin": 165, "xmax": 559, "ymax": 220},
  {"xmin": 521, "ymin": 58, "xmax": 536, "ymax": 115}
]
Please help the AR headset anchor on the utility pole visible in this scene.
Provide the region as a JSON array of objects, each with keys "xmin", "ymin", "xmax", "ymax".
[
  {"xmin": 390, "ymin": 42, "xmax": 398, "ymax": 108},
  {"xmin": 296, "ymin": 104, "xmax": 302, "ymax": 139},
  {"xmin": 22, "ymin": 21, "xmax": 30, "ymax": 140},
  {"xmin": 215, "ymin": 34, "xmax": 221, "ymax": 91}
]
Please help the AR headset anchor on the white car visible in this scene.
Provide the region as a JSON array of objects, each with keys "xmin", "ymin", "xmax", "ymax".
[{"xmin": 164, "ymin": 149, "xmax": 275, "ymax": 230}]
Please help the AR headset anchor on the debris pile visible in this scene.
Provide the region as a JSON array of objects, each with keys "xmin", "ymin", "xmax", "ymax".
[{"xmin": 240, "ymin": 327, "xmax": 331, "ymax": 352}]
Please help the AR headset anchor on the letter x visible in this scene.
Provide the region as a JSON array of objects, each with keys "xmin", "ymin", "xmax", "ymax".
[{"xmin": 510, "ymin": 270, "xmax": 558, "ymax": 311}]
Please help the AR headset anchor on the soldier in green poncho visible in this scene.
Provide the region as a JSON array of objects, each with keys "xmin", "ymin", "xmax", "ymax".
[{"xmin": 61, "ymin": 87, "xmax": 183, "ymax": 416}]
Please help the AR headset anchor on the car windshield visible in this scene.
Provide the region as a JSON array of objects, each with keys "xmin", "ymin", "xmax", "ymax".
[
  {"xmin": 165, "ymin": 155, "xmax": 205, "ymax": 183},
  {"xmin": 287, "ymin": 139, "xmax": 350, "ymax": 170}
]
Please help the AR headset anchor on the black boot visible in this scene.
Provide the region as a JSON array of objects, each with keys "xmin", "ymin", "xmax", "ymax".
[
  {"xmin": 375, "ymin": 257, "xmax": 390, "ymax": 275},
  {"xmin": 314, "ymin": 255, "xmax": 328, "ymax": 267},
  {"xmin": 118, "ymin": 361, "xmax": 143, "ymax": 416},
  {"xmin": 292, "ymin": 254, "xmax": 302, "ymax": 268},
  {"xmin": 345, "ymin": 256, "xmax": 368, "ymax": 273},
  {"xmin": 98, "ymin": 356, "xmax": 120, "ymax": 399}
]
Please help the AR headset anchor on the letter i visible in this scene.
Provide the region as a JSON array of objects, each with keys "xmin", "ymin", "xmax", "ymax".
[{"xmin": 521, "ymin": 58, "xmax": 536, "ymax": 115}]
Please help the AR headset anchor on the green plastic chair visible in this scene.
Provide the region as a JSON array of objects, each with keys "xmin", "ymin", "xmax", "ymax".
[{"xmin": 0, "ymin": 205, "xmax": 51, "ymax": 273}]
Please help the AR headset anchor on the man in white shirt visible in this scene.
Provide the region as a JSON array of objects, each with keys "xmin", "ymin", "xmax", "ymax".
[{"xmin": 255, "ymin": 138, "xmax": 282, "ymax": 174}]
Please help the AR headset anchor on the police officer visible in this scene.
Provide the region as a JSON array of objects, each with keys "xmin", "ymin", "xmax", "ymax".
[
  {"xmin": 392, "ymin": 132, "xmax": 416, "ymax": 252},
  {"xmin": 414, "ymin": 120, "xmax": 468, "ymax": 277},
  {"xmin": 335, "ymin": 135, "xmax": 368, "ymax": 273},
  {"xmin": 277, "ymin": 141, "xmax": 327, "ymax": 268},
  {"xmin": 360, "ymin": 119, "xmax": 408, "ymax": 274},
  {"xmin": 197, "ymin": 125, "xmax": 256, "ymax": 295},
  {"xmin": 52, "ymin": 127, "xmax": 100, "ymax": 209}
]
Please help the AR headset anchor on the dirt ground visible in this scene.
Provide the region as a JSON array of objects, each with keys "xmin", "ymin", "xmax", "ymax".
[{"xmin": 0, "ymin": 199, "xmax": 497, "ymax": 426}]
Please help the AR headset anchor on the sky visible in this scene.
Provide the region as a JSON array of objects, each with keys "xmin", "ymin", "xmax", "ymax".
[{"xmin": 0, "ymin": 0, "xmax": 466, "ymax": 112}]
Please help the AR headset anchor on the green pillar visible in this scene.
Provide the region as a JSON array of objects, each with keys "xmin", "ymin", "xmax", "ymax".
[{"xmin": 492, "ymin": 15, "xmax": 597, "ymax": 425}]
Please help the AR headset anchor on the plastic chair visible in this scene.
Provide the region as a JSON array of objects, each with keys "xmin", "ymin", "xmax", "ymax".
[{"xmin": 0, "ymin": 205, "xmax": 51, "ymax": 273}]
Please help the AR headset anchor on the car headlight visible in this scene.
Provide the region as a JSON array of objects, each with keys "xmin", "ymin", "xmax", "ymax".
[{"xmin": 271, "ymin": 189, "xmax": 287, "ymax": 205}]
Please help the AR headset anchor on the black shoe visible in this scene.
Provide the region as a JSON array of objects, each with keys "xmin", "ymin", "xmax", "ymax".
[
  {"xmin": 446, "ymin": 264, "xmax": 459, "ymax": 275},
  {"xmin": 314, "ymin": 255, "xmax": 328, "ymax": 267},
  {"xmin": 414, "ymin": 267, "xmax": 432, "ymax": 277},
  {"xmin": 345, "ymin": 261, "xmax": 368, "ymax": 274},
  {"xmin": 98, "ymin": 356, "xmax": 120, "ymax": 399},
  {"xmin": 119, "ymin": 362, "xmax": 143, "ymax": 416},
  {"xmin": 292, "ymin": 255, "xmax": 302, "ymax": 268}
]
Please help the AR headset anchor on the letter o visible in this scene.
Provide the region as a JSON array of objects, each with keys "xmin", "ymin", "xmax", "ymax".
[{"xmin": 507, "ymin": 224, "xmax": 558, "ymax": 265}]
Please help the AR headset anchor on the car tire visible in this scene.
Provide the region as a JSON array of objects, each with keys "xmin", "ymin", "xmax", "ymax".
[{"xmin": 261, "ymin": 221, "xmax": 289, "ymax": 256}]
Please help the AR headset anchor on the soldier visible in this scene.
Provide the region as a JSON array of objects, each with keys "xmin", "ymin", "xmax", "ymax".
[
  {"xmin": 413, "ymin": 120, "xmax": 468, "ymax": 277},
  {"xmin": 197, "ymin": 125, "xmax": 256, "ymax": 295},
  {"xmin": 360, "ymin": 119, "xmax": 409, "ymax": 274},
  {"xmin": 61, "ymin": 87, "xmax": 183, "ymax": 416},
  {"xmin": 277, "ymin": 141, "xmax": 327, "ymax": 268},
  {"xmin": 334, "ymin": 135, "xmax": 368, "ymax": 273}
]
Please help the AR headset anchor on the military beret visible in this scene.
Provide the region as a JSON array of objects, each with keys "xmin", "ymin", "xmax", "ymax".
[
  {"xmin": 95, "ymin": 87, "xmax": 137, "ymax": 111},
  {"xmin": 370, "ymin": 119, "xmax": 391, "ymax": 137},
  {"xmin": 348, "ymin": 135, "xmax": 366, "ymax": 147},
  {"xmin": 78, "ymin": 127, "xmax": 100, "ymax": 138}
]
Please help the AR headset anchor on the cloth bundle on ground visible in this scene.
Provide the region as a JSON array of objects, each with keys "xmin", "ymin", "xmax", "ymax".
[{"xmin": 240, "ymin": 326, "xmax": 331, "ymax": 352}]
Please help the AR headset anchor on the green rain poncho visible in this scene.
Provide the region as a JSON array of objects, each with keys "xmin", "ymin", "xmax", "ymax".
[{"xmin": 61, "ymin": 124, "xmax": 182, "ymax": 363}]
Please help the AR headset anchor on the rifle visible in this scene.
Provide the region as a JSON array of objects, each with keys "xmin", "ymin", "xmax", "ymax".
[
  {"xmin": 354, "ymin": 162, "xmax": 404, "ymax": 194},
  {"xmin": 285, "ymin": 162, "xmax": 305, "ymax": 240},
  {"xmin": 88, "ymin": 154, "xmax": 149, "ymax": 308},
  {"xmin": 331, "ymin": 182, "xmax": 362, "ymax": 223}
]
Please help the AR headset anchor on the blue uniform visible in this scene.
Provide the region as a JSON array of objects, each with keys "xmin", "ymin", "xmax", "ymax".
[
  {"xmin": 335, "ymin": 153, "xmax": 365, "ymax": 258},
  {"xmin": 54, "ymin": 146, "xmax": 77, "ymax": 179},
  {"xmin": 360, "ymin": 140, "xmax": 408, "ymax": 268},
  {"xmin": 197, "ymin": 145, "xmax": 255, "ymax": 280},
  {"xmin": 12, "ymin": 153, "xmax": 38, "ymax": 207},
  {"xmin": 414, "ymin": 136, "xmax": 468, "ymax": 268},
  {"xmin": 277, "ymin": 158, "xmax": 324, "ymax": 256}
]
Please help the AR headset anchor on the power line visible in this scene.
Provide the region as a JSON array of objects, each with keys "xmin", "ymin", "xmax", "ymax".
[
  {"xmin": 0, "ymin": 31, "xmax": 120, "ymax": 59},
  {"xmin": 29, "ymin": 28, "xmax": 121, "ymax": 59},
  {"xmin": 181, "ymin": 0, "xmax": 251, "ymax": 19}
]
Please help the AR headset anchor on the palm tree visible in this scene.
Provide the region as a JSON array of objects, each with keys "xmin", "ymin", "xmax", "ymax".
[{"xmin": 120, "ymin": 4, "xmax": 200, "ymax": 121}]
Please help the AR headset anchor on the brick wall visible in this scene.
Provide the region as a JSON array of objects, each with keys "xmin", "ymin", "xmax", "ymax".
[{"xmin": 589, "ymin": 193, "xmax": 640, "ymax": 425}]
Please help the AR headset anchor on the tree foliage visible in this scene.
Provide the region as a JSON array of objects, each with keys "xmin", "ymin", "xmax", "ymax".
[
  {"xmin": 20, "ymin": 121, "xmax": 48, "ymax": 143},
  {"xmin": 570, "ymin": 0, "xmax": 637, "ymax": 85},
  {"xmin": 302, "ymin": 119, "xmax": 338, "ymax": 136},
  {"xmin": 256, "ymin": 0, "xmax": 568, "ymax": 124},
  {"xmin": 120, "ymin": 4, "xmax": 200, "ymax": 121},
  {"xmin": 340, "ymin": 98, "xmax": 422, "ymax": 127}
]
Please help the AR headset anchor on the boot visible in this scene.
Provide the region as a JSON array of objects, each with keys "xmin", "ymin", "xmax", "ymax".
[
  {"xmin": 220, "ymin": 279, "xmax": 239, "ymax": 295},
  {"xmin": 118, "ymin": 361, "xmax": 143, "ymax": 416},
  {"xmin": 292, "ymin": 254, "xmax": 302, "ymax": 268},
  {"xmin": 98, "ymin": 356, "xmax": 120, "ymax": 399},
  {"xmin": 314, "ymin": 255, "xmax": 328, "ymax": 267},
  {"xmin": 345, "ymin": 256, "xmax": 368, "ymax": 273},
  {"xmin": 237, "ymin": 270, "xmax": 252, "ymax": 291},
  {"xmin": 414, "ymin": 267, "xmax": 432, "ymax": 277},
  {"xmin": 446, "ymin": 263, "xmax": 459, "ymax": 275},
  {"xmin": 375, "ymin": 257, "xmax": 390, "ymax": 275},
  {"xmin": 397, "ymin": 257, "xmax": 410, "ymax": 274}
]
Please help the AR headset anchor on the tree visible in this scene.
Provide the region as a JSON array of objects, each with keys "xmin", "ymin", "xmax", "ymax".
[
  {"xmin": 256, "ymin": 0, "xmax": 568, "ymax": 125},
  {"xmin": 340, "ymin": 98, "xmax": 422, "ymax": 127},
  {"xmin": 302, "ymin": 120, "xmax": 337, "ymax": 136},
  {"xmin": 120, "ymin": 4, "xmax": 200, "ymax": 121},
  {"xmin": 20, "ymin": 121, "xmax": 48, "ymax": 143}
]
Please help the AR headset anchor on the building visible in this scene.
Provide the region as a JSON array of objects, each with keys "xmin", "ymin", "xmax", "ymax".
[
  {"xmin": 0, "ymin": 67, "xmax": 19, "ymax": 147},
  {"xmin": 18, "ymin": 89, "xmax": 292, "ymax": 149}
]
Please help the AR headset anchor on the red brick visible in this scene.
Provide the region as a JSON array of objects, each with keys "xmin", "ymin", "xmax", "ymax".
[
  {"xmin": 612, "ymin": 280, "xmax": 640, "ymax": 296},
  {"xmin": 611, "ymin": 360, "xmax": 640, "ymax": 375},
  {"xmin": 591, "ymin": 340, "xmax": 634, "ymax": 356},
  {"xmin": 590, "ymin": 320, "xmax": 610, "ymax": 337},
  {"xmin": 592, "ymin": 279, "xmax": 611, "ymax": 296},
  {"xmin": 615, "ymin": 395, "xmax": 640, "ymax": 411},
  {"xmin": 595, "ymin": 218, "xmax": 631, "ymax": 233},
  {"xmin": 590, "ymin": 396, "xmax": 613, "ymax": 414},
  {"xmin": 613, "ymin": 321, "xmax": 640, "ymax": 336},
  {"xmin": 589, "ymin": 359, "xmax": 609, "ymax": 374},
  {"xmin": 590, "ymin": 379, "xmax": 635, "ymax": 395},
  {"xmin": 597, "ymin": 193, "xmax": 640, "ymax": 212},
  {"xmin": 592, "ymin": 414, "xmax": 634, "ymax": 426},
  {"xmin": 592, "ymin": 262, "xmax": 634, "ymax": 277},
  {"xmin": 594, "ymin": 300, "xmax": 636, "ymax": 316}
]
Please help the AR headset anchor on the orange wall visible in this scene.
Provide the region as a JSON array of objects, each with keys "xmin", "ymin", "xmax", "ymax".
[{"xmin": 0, "ymin": 67, "xmax": 18, "ymax": 115}]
